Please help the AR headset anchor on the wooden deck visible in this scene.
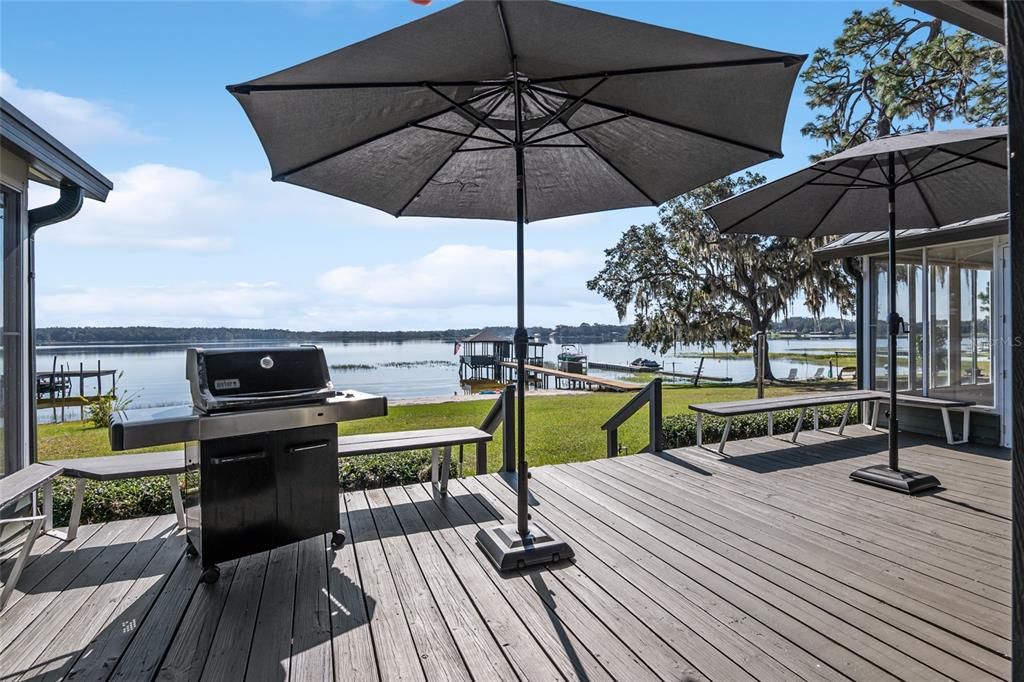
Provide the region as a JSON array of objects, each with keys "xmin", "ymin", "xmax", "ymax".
[{"xmin": 0, "ymin": 425, "xmax": 1010, "ymax": 681}]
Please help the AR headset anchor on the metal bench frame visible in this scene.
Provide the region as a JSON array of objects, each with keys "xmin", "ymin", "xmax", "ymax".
[
  {"xmin": 867, "ymin": 397, "xmax": 972, "ymax": 445},
  {"xmin": 1, "ymin": 464, "xmax": 63, "ymax": 608},
  {"xmin": 338, "ymin": 426, "xmax": 493, "ymax": 496}
]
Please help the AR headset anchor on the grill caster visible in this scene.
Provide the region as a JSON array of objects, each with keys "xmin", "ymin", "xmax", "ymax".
[
  {"xmin": 200, "ymin": 565, "xmax": 220, "ymax": 584},
  {"xmin": 185, "ymin": 538, "xmax": 199, "ymax": 558},
  {"xmin": 331, "ymin": 530, "xmax": 346, "ymax": 548}
]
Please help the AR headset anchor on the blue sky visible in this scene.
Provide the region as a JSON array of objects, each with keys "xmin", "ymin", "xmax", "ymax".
[{"xmin": 0, "ymin": 0, "xmax": 911, "ymax": 331}]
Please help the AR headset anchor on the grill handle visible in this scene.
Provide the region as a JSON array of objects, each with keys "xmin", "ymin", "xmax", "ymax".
[
  {"xmin": 210, "ymin": 450, "xmax": 266, "ymax": 465},
  {"xmin": 287, "ymin": 440, "xmax": 330, "ymax": 454}
]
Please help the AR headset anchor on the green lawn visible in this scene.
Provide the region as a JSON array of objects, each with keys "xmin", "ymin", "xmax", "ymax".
[{"xmin": 36, "ymin": 381, "xmax": 851, "ymax": 468}]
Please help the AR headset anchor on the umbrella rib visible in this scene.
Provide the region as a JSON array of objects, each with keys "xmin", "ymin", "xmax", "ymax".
[
  {"xmin": 427, "ymin": 84, "xmax": 514, "ymax": 143},
  {"xmin": 524, "ymin": 88, "xmax": 657, "ymax": 206},
  {"xmin": 495, "ymin": 1, "xmax": 517, "ymax": 72},
  {"xmin": 812, "ymin": 165, "xmax": 888, "ymax": 187},
  {"xmin": 523, "ymin": 78, "xmax": 607, "ymax": 143},
  {"xmin": 529, "ymin": 54, "xmax": 805, "ymax": 84},
  {"xmin": 897, "ymin": 150, "xmax": 940, "ymax": 226},
  {"xmin": 895, "ymin": 146, "xmax": 939, "ymax": 185},
  {"xmin": 529, "ymin": 83, "xmax": 780, "ymax": 159},
  {"xmin": 411, "ymin": 122, "xmax": 512, "ymax": 146},
  {"xmin": 807, "ymin": 159, "xmax": 873, "ymax": 239},
  {"xmin": 395, "ymin": 90, "xmax": 512, "ymax": 217},
  {"xmin": 271, "ymin": 85, "xmax": 506, "ymax": 181},
  {"xmin": 227, "ymin": 79, "xmax": 512, "ymax": 94},
  {"xmin": 527, "ymin": 114, "xmax": 629, "ymax": 145},
  {"xmin": 893, "ymin": 143, "xmax": 1007, "ymax": 186},
  {"xmin": 713, "ymin": 167, "xmax": 831, "ymax": 233}
]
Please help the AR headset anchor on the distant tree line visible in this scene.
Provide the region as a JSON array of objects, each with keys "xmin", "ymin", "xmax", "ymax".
[{"xmin": 771, "ymin": 317, "xmax": 852, "ymax": 336}]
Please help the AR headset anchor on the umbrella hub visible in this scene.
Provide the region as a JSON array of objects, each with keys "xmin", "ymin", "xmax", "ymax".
[{"xmin": 452, "ymin": 81, "xmax": 575, "ymax": 133}]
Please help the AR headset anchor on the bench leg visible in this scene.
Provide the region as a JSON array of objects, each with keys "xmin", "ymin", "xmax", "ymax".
[
  {"xmin": 941, "ymin": 408, "xmax": 955, "ymax": 445},
  {"xmin": 792, "ymin": 408, "xmax": 806, "ymax": 443},
  {"xmin": 812, "ymin": 406, "xmax": 820, "ymax": 432},
  {"xmin": 838, "ymin": 402, "xmax": 852, "ymax": 436},
  {"xmin": 54, "ymin": 479, "xmax": 87, "ymax": 542},
  {"xmin": 767, "ymin": 412, "xmax": 773, "ymax": 437},
  {"xmin": 695, "ymin": 413, "xmax": 703, "ymax": 448},
  {"xmin": 940, "ymin": 408, "xmax": 971, "ymax": 445},
  {"xmin": 962, "ymin": 409, "xmax": 971, "ymax": 444},
  {"xmin": 431, "ymin": 446, "xmax": 451, "ymax": 496},
  {"xmin": 718, "ymin": 417, "xmax": 733, "ymax": 454},
  {"xmin": 42, "ymin": 481, "xmax": 53, "ymax": 532},
  {"xmin": 168, "ymin": 474, "xmax": 185, "ymax": 530},
  {"xmin": 870, "ymin": 400, "xmax": 880, "ymax": 430},
  {"xmin": 1, "ymin": 516, "xmax": 45, "ymax": 609}
]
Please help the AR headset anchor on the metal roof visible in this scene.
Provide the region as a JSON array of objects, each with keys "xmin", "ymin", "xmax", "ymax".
[
  {"xmin": 461, "ymin": 328, "xmax": 545, "ymax": 345},
  {"xmin": 1, "ymin": 97, "xmax": 113, "ymax": 201},
  {"xmin": 813, "ymin": 212, "xmax": 1008, "ymax": 260}
]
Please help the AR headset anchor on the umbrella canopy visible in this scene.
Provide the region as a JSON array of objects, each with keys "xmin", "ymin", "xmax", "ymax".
[
  {"xmin": 228, "ymin": 0, "xmax": 806, "ymax": 568},
  {"xmin": 705, "ymin": 127, "xmax": 1008, "ymax": 494},
  {"xmin": 706, "ymin": 127, "xmax": 1007, "ymax": 237},
  {"xmin": 228, "ymin": 0, "xmax": 804, "ymax": 223}
]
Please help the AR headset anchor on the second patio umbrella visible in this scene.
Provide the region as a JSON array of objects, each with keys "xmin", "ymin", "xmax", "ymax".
[
  {"xmin": 706, "ymin": 127, "xmax": 1007, "ymax": 493},
  {"xmin": 228, "ymin": 0, "xmax": 805, "ymax": 569}
]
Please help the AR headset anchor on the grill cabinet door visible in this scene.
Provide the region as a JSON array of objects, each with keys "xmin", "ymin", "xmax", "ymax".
[
  {"xmin": 274, "ymin": 423, "xmax": 340, "ymax": 544},
  {"xmin": 200, "ymin": 432, "xmax": 277, "ymax": 565}
]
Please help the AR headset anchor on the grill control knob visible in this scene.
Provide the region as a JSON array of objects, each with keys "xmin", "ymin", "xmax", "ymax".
[{"xmin": 260, "ymin": 355, "xmax": 274, "ymax": 369}]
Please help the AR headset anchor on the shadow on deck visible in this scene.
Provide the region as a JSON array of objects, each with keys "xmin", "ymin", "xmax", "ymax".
[{"xmin": 0, "ymin": 425, "xmax": 1011, "ymax": 681}]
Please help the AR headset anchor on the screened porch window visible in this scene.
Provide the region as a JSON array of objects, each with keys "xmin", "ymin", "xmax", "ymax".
[{"xmin": 869, "ymin": 239, "xmax": 994, "ymax": 407}]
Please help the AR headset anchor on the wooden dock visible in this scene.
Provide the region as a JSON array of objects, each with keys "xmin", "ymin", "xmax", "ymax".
[
  {"xmin": 589, "ymin": 360, "xmax": 732, "ymax": 383},
  {"xmin": 498, "ymin": 361, "xmax": 643, "ymax": 392},
  {"xmin": 1, "ymin": 426, "xmax": 1009, "ymax": 681}
]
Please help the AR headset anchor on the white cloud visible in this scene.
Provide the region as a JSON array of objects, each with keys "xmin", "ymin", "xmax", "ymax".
[
  {"xmin": 38, "ymin": 281, "xmax": 300, "ymax": 327},
  {"xmin": 318, "ymin": 244, "xmax": 597, "ymax": 308},
  {"xmin": 0, "ymin": 70, "xmax": 151, "ymax": 147},
  {"xmin": 33, "ymin": 164, "xmax": 237, "ymax": 251}
]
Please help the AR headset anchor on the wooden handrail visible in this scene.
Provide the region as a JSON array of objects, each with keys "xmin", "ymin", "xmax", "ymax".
[
  {"xmin": 479, "ymin": 384, "xmax": 516, "ymax": 473},
  {"xmin": 601, "ymin": 378, "xmax": 663, "ymax": 457}
]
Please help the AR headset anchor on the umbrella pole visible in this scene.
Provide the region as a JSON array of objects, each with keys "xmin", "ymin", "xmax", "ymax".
[
  {"xmin": 514, "ymin": 143, "xmax": 529, "ymax": 538},
  {"xmin": 849, "ymin": 152, "xmax": 939, "ymax": 494},
  {"xmin": 475, "ymin": 67, "xmax": 573, "ymax": 570},
  {"xmin": 886, "ymin": 153, "xmax": 900, "ymax": 473}
]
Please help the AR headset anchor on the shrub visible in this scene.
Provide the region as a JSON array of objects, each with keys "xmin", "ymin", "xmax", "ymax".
[
  {"xmin": 51, "ymin": 475, "xmax": 176, "ymax": 527},
  {"xmin": 49, "ymin": 449, "xmax": 462, "ymax": 526},
  {"xmin": 339, "ymin": 449, "xmax": 463, "ymax": 491},
  {"xmin": 661, "ymin": 403, "xmax": 859, "ymax": 449}
]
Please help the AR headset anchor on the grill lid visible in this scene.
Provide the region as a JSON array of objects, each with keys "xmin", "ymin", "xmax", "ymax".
[{"xmin": 187, "ymin": 345, "xmax": 335, "ymax": 413}]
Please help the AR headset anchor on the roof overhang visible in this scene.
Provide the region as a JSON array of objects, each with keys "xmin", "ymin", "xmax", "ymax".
[
  {"xmin": 0, "ymin": 97, "xmax": 113, "ymax": 201},
  {"xmin": 814, "ymin": 213, "xmax": 1008, "ymax": 260},
  {"xmin": 901, "ymin": 1, "xmax": 1005, "ymax": 43}
]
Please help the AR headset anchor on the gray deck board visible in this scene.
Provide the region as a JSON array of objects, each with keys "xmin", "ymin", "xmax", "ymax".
[{"xmin": 0, "ymin": 426, "xmax": 1010, "ymax": 681}]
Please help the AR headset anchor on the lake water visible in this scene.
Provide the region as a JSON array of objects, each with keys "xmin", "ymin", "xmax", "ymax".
[{"xmin": 36, "ymin": 337, "xmax": 857, "ymax": 421}]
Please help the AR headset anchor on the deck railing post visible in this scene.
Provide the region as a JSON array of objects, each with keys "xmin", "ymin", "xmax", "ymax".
[
  {"xmin": 648, "ymin": 378, "xmax": 663, "ymax": 452},
  {"xmin": 601, "ymin": 379, "xmax": 663, "ymax": 457}
]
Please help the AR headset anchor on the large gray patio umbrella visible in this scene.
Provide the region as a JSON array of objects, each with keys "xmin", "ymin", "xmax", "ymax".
[
  {"xmin": 706, "ymin": 127, "xmax": 1007, "ymax": 494},
  {"xmin": 228, "ymin": 0, "xmax": 805, "ymax": 570}
]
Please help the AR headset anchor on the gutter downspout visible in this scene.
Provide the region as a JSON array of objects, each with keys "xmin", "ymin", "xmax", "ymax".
[{"xmin": 25, "ymin": 181, "xmax": 84, "ymax": 462}]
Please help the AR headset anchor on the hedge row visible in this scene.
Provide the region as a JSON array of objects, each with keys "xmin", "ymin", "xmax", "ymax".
[
  {"xmin": 49, "ymin": 448, "xmax": 457, "ymax": 527},
  {"xmin": 662, "ymin": 403, "xmax": 859, "ymax": 448},
  {"xmin": 50, "ymin": 404, "xmax": 858, "ymax": 525}
]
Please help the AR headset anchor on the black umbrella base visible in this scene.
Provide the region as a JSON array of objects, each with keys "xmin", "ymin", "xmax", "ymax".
[
  {"xmin": 850, "ymin": 464, "xmax": 940, "ymax": 494},
  {"xmin": 477, "ymin": 522, "xmax": 574, "ymax": 572}
]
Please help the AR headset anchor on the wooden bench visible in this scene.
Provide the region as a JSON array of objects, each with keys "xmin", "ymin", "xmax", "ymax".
[
  {"xmin": 690, "ymin": 390, "xmax": 880, "ymax": 454},
  {"xmin": 0, "ymin": 463, "xmax": 64, "ymax": 607},
  {"xmin": 338, "ymin": 427, "xmax": 492, "ymax": 495},
  {"xmin": 865, "ymin": 391, "xmax": 975, "ymax": 445},
  {"xmin": 43, "ymin": 451, "xmax": 186, "ymax": 542}
]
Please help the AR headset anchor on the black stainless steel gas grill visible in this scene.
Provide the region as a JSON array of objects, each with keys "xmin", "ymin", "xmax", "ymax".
[{"xmin": 109, "ymin": 345, "xmax": 387, "ymax": 584}]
